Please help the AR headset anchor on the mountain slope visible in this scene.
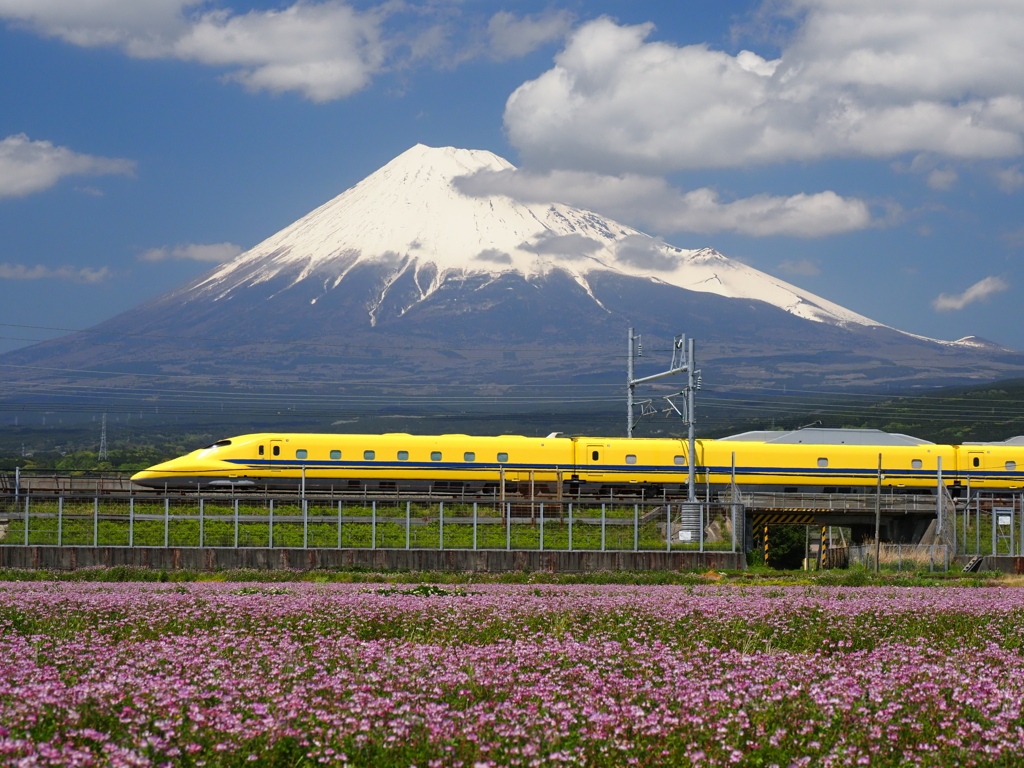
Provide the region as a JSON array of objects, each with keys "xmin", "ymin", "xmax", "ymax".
[
  {"xmin": 184, "ymin": 144, "xmax": 878, "ymax": 329},
  {"xmin": 2, "ymin": 144, "xmax": 1023, "ymax": 406}
]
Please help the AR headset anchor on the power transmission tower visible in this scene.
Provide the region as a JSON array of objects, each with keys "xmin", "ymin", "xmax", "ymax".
[
  {"xmin": 627, "ymin": 328, "xmax": 700, "ymax": 501},
  {"xmin": 98, "ymin": 413, "xmax": 108, "ymax": 461}
]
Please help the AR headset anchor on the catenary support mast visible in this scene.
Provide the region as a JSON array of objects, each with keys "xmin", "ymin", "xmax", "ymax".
[{"xmin": 627, "ymin": 328, "xmax": 699, "ymax": 502}]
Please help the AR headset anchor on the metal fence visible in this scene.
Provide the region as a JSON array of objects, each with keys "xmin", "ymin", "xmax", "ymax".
[
  {"xmin": 944, "ymin": 493, "xmax": 1024, "ymax": 557},
  {"xmin": 848, "ymin": 543, "xmax": 950, "ymax": 572},
  {"xmin": 0, "ymin": 494, "xmax": 744, "ymax": 553}
]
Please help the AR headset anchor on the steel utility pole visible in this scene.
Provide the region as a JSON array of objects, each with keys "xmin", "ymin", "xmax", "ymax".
[
  {"xmin": 98, "ymin": 413, "xmax": 108, "ymax": 461},
  {"xmin": 627, "ymin": 329, "xmax": 699, "ymax": 501}
]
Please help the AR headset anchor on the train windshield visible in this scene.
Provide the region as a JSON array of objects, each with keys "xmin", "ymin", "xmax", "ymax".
[{"xmin": 202, "ymin": 440, "xmax": 233, "ymax": 449}]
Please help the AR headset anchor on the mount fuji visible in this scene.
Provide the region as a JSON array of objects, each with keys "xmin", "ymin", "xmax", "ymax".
[
  {"xmin": 191, "ymin": 144, "xmax": 875, "ymax": 330},
  {"xmin": 4, "ymin": 144, "xmax": 1024, "ymax": 401}
]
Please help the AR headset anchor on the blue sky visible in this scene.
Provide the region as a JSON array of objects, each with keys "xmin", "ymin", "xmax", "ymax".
[{"xmin": 1, "ymin": 0, "xmax": 1022, "ymax": 354}]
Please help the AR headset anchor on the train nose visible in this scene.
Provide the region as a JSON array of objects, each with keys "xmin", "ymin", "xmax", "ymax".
[{"xmin": 131, "ymin": 458, "xmax": 189, "ymax": 488}]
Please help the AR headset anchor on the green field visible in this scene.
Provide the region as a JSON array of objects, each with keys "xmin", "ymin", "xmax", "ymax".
[{"xmin": 2, "ymin": 499, "xmax": 738, "ymax": 552}]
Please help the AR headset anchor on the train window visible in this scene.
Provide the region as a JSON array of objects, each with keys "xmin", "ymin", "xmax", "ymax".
[
  {"xmin": 258, "ymin": 446, "xmax": 264, "ymax": 456},
  {"xmin": 296, "ymin": 449, "xmax": 308, "ymax": 459},
  {"xmin": 1008, "ymin": 461, "xmax": 1017, "ymax": 471},
  {"xmin": 497, "ymin": 452, "xmax": 508, "ymax": 462},
  {"xmin": 817, "ymin": 458, "xmax": 828, "ymax": 468},
  {"xmin": 674, "ymin": 456, "xmax": 685, "ymax": 465},
  {"xmin": 912, "ymin": 459, "xmax": 922, "ymax": 469},
  {"xmin": 625, "ymin": 454, "xmax": 637, "ymax": 465},
  {"xmin": 330, "ymin": 450, "xmax": 341, "ymax": 460},
  {"xmin": 592, "ymin": 451, "xmax": 600, "ymax": 461},
  {"xmin": 397, "ymin": 451, "xmax": 409, "ymax": 460},
  {"xmin": 464, "ymin": 452, "xmax": 475, "ymax": 461},
  {"xmin": 431, "ymin": 451, "xmax": 442, "ymax": 461},
  {"xmin": 973, "ymin": 457, "xmax": 980, "ymax": 467},
  {"xmin": 273, "ymin": 446, "xmax": 280, "ymax": 456},
  {"xmin": 364, "ymin": 450, "xmax": 375, "ymax": 460}
]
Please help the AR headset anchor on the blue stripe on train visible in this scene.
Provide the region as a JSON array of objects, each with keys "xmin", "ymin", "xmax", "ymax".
[{"xmin": 223, "ymin": 458, "xmax": 1022, "ymax": 483}]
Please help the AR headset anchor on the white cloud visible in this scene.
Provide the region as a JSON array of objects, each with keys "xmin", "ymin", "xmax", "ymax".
[
  {"xmin": 456, "ymin": 168, "xmax": 871, "ymax": 238},
  {"xmin": 995, "ymin": 165, "xmax": 1024, "ymax": 193},
  {"xmin": 778, "ymin": 259, "xmax": 821, "ymax": 276},
  {"xmin": 927, "ymin": 169, "xmax": 958, "ymax": 191},
  {"xmin": 172, "ymin": 4, "xmax": 385, "ymax": 101},
  {"xmin": 0, "ymin": 0, "xmax": 387, "ymax": 102},
  {"xmin": 485, "ymin": 10, "xmax": 573, "ymax": 61},
  {"xmin": 0, "ymin": 3, "xmax": 568, "ymax": 102},
  {"xmin": 932, "ymin": 276, "xmax": 1009, "ymax": 311},
  {"xmin": 504, "ymin": 5, "xmax": 1024, "ymax": 172},
  {"xmin": 0, "ymin": 0, "xmax": 196, "ymax": 47},
  {"xmin": 0, "ymin": 263, "xmax": 110, "ymax": 282},
  {"xmin": 0, "ymin": 134, "xmax": 134, "ymax": 198},
  {"xmin": 139, "ymin": 242, "xmax": 243, "ymax": 263}
]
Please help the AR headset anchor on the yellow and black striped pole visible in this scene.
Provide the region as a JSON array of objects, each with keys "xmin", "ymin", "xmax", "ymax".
[
  {"xmin": 818, "ymin": 525, "xmax": 828, "ymax": 569},
  {"xmin": 763, "ymin": 524, "xmax": 769, "ymax": 566}
]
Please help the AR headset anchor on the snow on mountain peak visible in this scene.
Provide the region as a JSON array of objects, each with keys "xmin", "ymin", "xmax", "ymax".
[{"xmin": 190, "ymin": 143, "xmax": 881, "ymax": 329}]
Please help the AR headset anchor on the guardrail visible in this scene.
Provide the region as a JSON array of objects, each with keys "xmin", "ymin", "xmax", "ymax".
[{"xmin": 743, "ymin": 492, "xmax": 941, "ymax": 514}]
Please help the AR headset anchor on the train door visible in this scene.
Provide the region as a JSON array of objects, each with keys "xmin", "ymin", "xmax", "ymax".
[
  {"xmin": 968, "ymin": 451, "xmax": 985, "ymax": 472},
  {"xmin": 585, "ymin": 443, "xmax": 604, "ymax": 480},
  {"xmin": 269, "ymin": 439, "xmax": 283, "ymax": 475}
]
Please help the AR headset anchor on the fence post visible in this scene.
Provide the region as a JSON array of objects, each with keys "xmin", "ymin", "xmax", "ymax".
[
  {"xmin": 338, "ymin": 501, "xmax": 342, "ymax": 549},
  {"xmin": 992, "ymin": 506, "xmax": 997, "ymax": 556},
  {"xmin": 472, "ymin": 502, "xmax": 477, "ymax": 550},
  {"xmin": 302, "ymin": 498, "xmax": 308, "ymax": 550},
  {"xmin": 93, "ymin": 497, "xmax": 98, "ymax": 547},
  {"xmin": 269, "ymin": 499, "xmax": 274, "ymax": 549},
  {"xmin": 164, "ymin": 498, "xmax": 169, "ymax": 548},
  {"xmin": 699, "ymin": 504, "xmax": 705, "ymax": 553},
  {"xmin": 199, "ymin": 497, "xmax": 204, "ymax": 548},
  {"xmin": 439, "ymin": 501, "xmax": 444, "ymax": 551},
  {"xmin": 601, "ymin": 503, "xmax": 606, "ymax": 552},
  {"xmin": 129, "ymin": 497, "xmax": 135, "ymax": 547},
  {"xmin": 57, "ymin": 496, "xmax": 63, "ymax": 547},
  {"xmin": 634, "ymin": 504, "xmax": 638, "ymax": 552},
  {"xmin": 371, "ymin": 501, "xmax": 377, "ymax": 550},
  {"xmin": 406, "ymin": 501, "xmax": 411, "ymax": 550},
  {"xmin": 506, "ymin": 502, "xmax": 511, "ymax": 550},
  {"xmin": 234, "ymin": 499, "xmax": 239, "ymax": 548},
  {"xmin": 568, "ymin": 503, "xmax": 573, "ymax": 552},
  {"xmin": 540, "ymin": 503, "xmax": 545, "ymax": 551},
  {"xmin": 666, "ymin": 504, "xmax": 671, "ymax": 552},
  {"xmin": 23, "ymin": 495, "xmax": 29, "ymax": 546},
  {"xmin": 976, "ymin": 494, "xmax": 981, "ymax": 555}
]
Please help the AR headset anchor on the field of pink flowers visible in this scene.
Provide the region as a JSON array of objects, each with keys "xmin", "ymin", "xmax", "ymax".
[{"xmin": 2, "ymin": 582, "xmax": 1024, "ymax": 767}]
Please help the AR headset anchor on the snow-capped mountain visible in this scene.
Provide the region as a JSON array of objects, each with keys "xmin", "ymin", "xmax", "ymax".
[
  {"xmin": 3, "ymin": 144, "xmax": 1022, "ymax": 396},
  {"xmin": 186, "ymin": 144, "xmax": 877, "ymax": 329}
]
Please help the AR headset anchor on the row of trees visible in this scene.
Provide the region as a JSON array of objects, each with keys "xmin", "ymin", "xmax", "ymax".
[{"xmin": 0, "ymin": 447, "xmax": 178, "ymax": 473}]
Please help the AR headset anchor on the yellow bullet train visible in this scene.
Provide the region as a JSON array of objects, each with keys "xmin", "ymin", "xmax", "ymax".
[{"xmin": 131, "ymin": 428, "xmax": 1024, "ymax": 496}]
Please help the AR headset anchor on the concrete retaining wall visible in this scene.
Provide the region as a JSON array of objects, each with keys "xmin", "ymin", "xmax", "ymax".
[
  {"xmin": 0, "ymin": 546, "xmax": 744, "ymax": 573},
  {"xmin": 974, "ymin": 556, "xmax": 1024, "ymax": 574}
]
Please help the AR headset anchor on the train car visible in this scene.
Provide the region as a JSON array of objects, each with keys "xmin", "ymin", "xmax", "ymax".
[
  {"xmin": 131, "ymin": 428, "xmax": 1024, "ymax": 495},
  {"xmin": 958, "ymin": 437, "xmax": 1024, "ymax": 491},
  {"xmin": 132, "ymin": 432, "xmax": 577, "ymax": 493}
]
